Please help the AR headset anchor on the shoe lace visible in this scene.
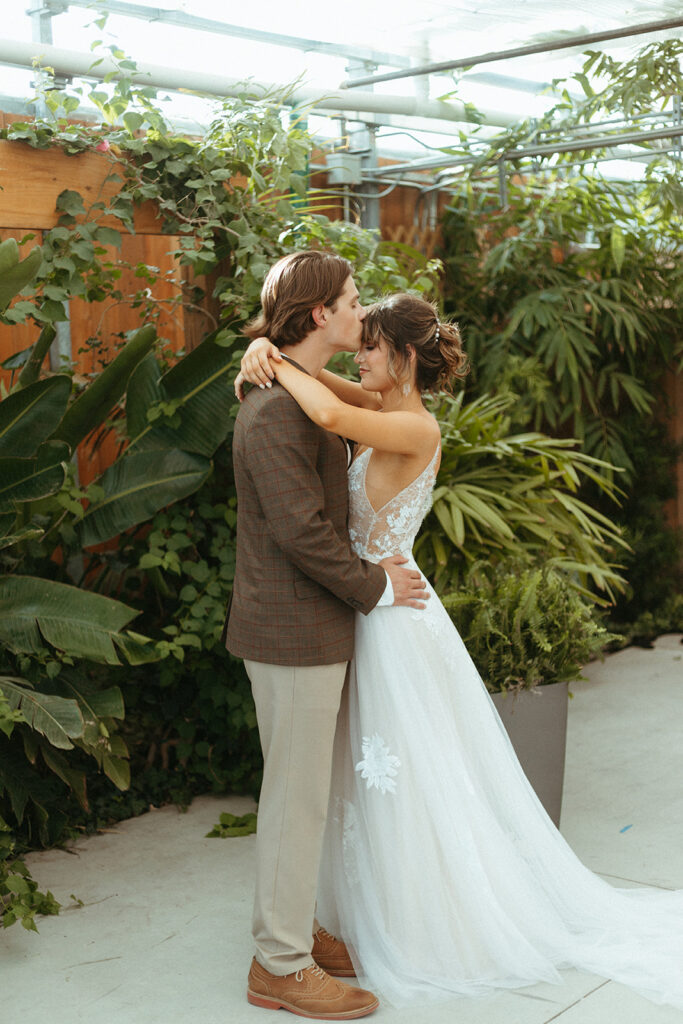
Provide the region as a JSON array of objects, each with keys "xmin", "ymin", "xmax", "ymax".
[
  {"xmin": 315, "ymin": 926, "xmax": 335, "ymax": 941},
  {"xmin": 296, "ymin": 965, "xmax": 327, "ymax": 983}
]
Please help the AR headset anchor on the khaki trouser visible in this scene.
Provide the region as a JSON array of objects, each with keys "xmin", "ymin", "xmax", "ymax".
[{"xmin": 245, "ymin": 659, "xmax": 348, "ymax": 976}]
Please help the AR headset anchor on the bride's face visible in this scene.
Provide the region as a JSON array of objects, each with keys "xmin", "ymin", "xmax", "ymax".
[{"xmin": 354, "ymin": 335, "xmax": 394, "ymax": 392}]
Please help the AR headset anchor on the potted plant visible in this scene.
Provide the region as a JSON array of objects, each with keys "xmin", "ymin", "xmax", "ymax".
[{"xmin": 442, "ymin": 558, "xmax": 619, "ymax": 826}]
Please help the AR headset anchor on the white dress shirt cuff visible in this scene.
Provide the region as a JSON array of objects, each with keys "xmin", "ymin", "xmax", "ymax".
[{"xmin": 376, "ymin": 572, "xmax": 394, "ymax": 607}]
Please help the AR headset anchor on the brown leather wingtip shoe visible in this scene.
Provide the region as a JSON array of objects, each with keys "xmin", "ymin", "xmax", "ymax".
[
  {"xmin": 247, "ymin": 958, "xmax": 378, "ymax": 1020},
  {"xmin": 312, "ymin": 927, "xmax": 356, "ymax": 978}
]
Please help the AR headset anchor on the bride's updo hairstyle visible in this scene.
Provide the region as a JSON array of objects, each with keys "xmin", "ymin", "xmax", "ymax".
[{"xmin": 362, "ymin": 293, "xmax": 468, "ymax": 394}]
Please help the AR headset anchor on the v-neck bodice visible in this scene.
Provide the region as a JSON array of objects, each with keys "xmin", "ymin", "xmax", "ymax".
[{"xmin": 347, "ymin": 445, "xmax": 440, "ymax": 561}]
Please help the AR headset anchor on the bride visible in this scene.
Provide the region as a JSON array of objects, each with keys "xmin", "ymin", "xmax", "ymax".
[{"xmin": 237, "ymin": 292, "xmax": 683, "ymax": 1011}]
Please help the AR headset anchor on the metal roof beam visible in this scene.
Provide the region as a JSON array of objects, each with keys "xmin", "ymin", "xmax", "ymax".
[
  {"xmin": 0, "ymin": 37, "xmax": 521, "ymax": 126},
  {"xmin": 507, "ymin": 123, "xmax": 683, "ymax": 160},
  {"xmin": 340, "ymin": 16, "xmax": 683, "ymax": 89},
  {"xmin": 41, "ymin": 0, "xmax": 412, "ymax": 69},
  {"xmin": 365, "ymin": 124, "xmax": 683, "ymax": 177}
]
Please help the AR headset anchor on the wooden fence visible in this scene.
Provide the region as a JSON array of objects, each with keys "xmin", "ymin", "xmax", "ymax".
[{"xmin": 0, "ymin": 138, "xmax": 210, "ymax": 484}]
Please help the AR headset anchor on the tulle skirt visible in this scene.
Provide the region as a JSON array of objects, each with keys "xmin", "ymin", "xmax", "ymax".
[{"xmin": 316, "ymin": 569, "xmax": 683, "ymax": 1009}]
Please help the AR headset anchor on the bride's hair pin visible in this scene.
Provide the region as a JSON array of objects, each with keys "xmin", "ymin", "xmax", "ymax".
[{"xmin": 434, "ymin": 321, "xmax": 441, "ymax": 345}]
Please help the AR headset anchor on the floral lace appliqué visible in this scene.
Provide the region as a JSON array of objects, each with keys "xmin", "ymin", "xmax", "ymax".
[
  {"xmin": 347, "ymin": 444, "xmax": 439, "ymax": 562},
  {"xmin": 355, "ymin": 733, "xmax": 401, "ymax": 794}
]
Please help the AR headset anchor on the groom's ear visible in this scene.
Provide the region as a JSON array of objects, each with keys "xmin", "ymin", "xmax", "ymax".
[{"xmin": 312, "ymin": 303, "xmax": 327, "ymax": 328}]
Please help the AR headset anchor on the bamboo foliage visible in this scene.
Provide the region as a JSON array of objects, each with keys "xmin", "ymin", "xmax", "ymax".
[
  {"xmin": 441, "ymin": 182, "xmax": 682, "ymax": 476},
  {"xmin": 441, "ymin": 42, "xmax": 683, "ymax": 479},
  {"xmin": 416, "ymin": 393, "xmax": 626, "ymax": 601}
]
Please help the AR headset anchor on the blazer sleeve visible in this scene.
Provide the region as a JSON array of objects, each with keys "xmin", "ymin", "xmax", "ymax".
[{"xmin": 244, "ymin": 391, "xmax": 386, "ymax": 614}]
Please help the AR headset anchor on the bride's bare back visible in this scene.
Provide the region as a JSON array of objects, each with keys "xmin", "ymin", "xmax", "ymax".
[{"xmin": 358, "ymin": 412, "xmax": 441, "ymax": 513}]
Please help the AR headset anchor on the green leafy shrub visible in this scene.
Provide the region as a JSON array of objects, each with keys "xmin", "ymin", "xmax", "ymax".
[
  {"xmin": 609, "ymin": 594, "xmax": 683, "ymax": 649},
  {"xmin": 440, "ymin": 176, "xmax": 681, "ymax": 473},
  {"xmin": 0, "ymin": 707, "xmax": 61, "ymax": 930},
  {"xmin": 0, "ymin": 97, "xmax": 264, "ymax": 863},
  {"xmin": 443, "ymin": 559, "xmax": 620, "ymax": 694},
  {"xmin": 206, "ymin": 811, "xmax": 257, "ymax": 838},
  {"xmin": 415, "ymin": 392, "xmax": 626, "ymax": 600},
  {"xmin": 0, "ymin": 241, "xmax": 162, "ymax": 855},
  {"xmin": 1, "ymin": 815, "xmax": 61, "ymax": 931},
  {"xmin": 439, "ymin": 42, "xmax": 683, "ymax": 624},
  {"xmin": 596, "ymin": 415, "xmax": 682, "ymax": 627}
]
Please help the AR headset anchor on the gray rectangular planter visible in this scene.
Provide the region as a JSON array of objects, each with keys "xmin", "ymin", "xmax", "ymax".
[{"xmin": 491, "ymin": 680, "xmax": 569, "ymax": 827}]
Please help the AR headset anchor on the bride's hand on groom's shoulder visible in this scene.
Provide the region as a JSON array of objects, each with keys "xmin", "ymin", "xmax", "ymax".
[{"xmin": 235, "ymin": 337, "xmax": 282, "ymax": 399}]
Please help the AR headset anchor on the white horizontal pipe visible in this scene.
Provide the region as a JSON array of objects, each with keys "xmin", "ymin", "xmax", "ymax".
[{"xmin": 0, "ymin": 37, "xmax": 520, "ymax": 127}]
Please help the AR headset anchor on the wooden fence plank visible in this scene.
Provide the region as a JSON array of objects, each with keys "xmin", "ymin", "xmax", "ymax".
[{"xmin": 0, "ymin": 139, "xmax": 161, "ymax": 233}]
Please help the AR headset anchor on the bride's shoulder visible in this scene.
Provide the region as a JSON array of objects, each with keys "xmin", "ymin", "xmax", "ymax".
[{"xmin": 419, "ymin": 411, "xmax": 442, "ymax": 444}]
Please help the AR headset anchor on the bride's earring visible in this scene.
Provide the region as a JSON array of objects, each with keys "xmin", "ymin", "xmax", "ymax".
[{"xmin": 402, "ymin": 380, "xmax": 411, "ymax": 396}]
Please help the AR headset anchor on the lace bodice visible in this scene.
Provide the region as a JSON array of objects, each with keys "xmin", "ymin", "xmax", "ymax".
[{"xmin": 348, "ymin": 445, "xmax": 440, "ymax": 561}]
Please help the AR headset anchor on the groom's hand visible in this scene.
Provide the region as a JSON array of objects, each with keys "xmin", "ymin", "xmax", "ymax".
[{"xmin": 380, "ymin": 555, "xmax": 430, "ymax": 609}]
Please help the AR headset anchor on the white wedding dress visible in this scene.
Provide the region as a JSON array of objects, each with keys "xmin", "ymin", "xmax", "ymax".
[{"xmin": 316, "ymin": 444, "xmax": 683, "ymax": 1009}]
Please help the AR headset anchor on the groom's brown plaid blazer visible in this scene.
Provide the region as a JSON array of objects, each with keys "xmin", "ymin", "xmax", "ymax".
[{"xmin": 224, "ymin": 373, "xmax": 386, "ymax": 666}]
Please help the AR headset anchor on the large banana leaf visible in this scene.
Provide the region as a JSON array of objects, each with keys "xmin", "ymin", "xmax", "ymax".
[
  {"xmin": 58, "ymin": 677, "xmax": 131, "ymax": 788},
  {"xmin": 0, "ymin": 575, "xmax": 153, "ymax": 665},
  {"xmin": 160, "ymin": 335, "xmax": 235, "ymax": 454},
  {"xmin": 62, "ymin": 681, "xmax": 124, "ymax": 723},
  {"xmin": 0, "ymin": 375, "xmax": 71, "ymax": 457},
  {"xmin": 79, "ymin": 448, "xmax": 211, "ymax": 547},
  {"xmin": 0, "ymin": 440, "xmax": 69, "ymax": 512},
  {"xmin": 17, "ymin": 324, "xmax": 57, "ymax": 388},
  {"xmin": 0, "ymin": 526, "xmax": 44, "ymax": 551},
  {"xmin": 112, "ymin": 629, "xmax": 160, "ymax": 664},
  {"xmin": 0, "ymin": 677, "xmax": 83, "ymax": 750},
  {"xmin": 39, "ymin": 744, "xmax": 88, "ymax": 809},
  {"xmin": 60, "ymin": 680, "xmax": 125, "ymax": 749},
  {"xmin": 0, "ymin": 240, "xmax": 43, "ymax": 312},
  {"xmin": 126, "ymin": 336, "xmax": 235, "ymax": 456},
  {"xmin": 0, "ymin": 512, "xmax": 16, "ymax": 537},
  {"xmin": 125, "ymin": 353, "xmax": 183, "ymax": 450},
  {"xmin": 52, "ymin": 324, "xmax": 157, "ymax": 451}
]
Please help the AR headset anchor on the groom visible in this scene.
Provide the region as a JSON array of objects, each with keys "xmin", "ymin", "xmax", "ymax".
[{"xmin": 225, "ymin": 250, "xmax": 427, "ymax": 1019}]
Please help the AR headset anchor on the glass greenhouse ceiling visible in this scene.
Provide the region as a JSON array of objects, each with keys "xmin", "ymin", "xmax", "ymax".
[{"xmin": 0, "ymin": 0, "xmax": 682, "ymax": 183}]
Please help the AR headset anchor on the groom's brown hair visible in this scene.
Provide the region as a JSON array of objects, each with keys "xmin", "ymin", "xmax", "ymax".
[{"xmin": 245, "ymin": 250, "xmax": 353, "ymax": 346}]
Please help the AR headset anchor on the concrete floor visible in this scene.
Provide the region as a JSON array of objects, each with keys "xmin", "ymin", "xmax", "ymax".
[{"xmin": 3, "ymin": 635, "xmax": 682, "ymax": 1024}]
